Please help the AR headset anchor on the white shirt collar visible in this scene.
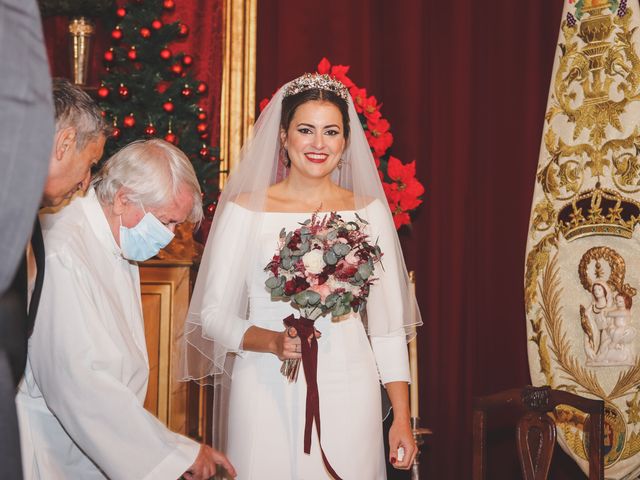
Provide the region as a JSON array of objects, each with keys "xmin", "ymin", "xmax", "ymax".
[{"xmin": 80, "ymin": 188, "xmax": 123, "ymax": 258}]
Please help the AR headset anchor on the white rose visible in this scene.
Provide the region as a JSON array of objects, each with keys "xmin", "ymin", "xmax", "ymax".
[{"xmin": 302, "ymin": 249, "xmax": 326, "ymax": 275}]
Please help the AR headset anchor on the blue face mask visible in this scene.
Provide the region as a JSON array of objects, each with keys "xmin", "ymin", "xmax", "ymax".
[{"xmin": 119, "ymin": 211, "xmax": 175, "ymax": 262}]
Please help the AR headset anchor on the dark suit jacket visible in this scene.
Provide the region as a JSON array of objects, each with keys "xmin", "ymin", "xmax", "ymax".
[{"xmin": 0, "ymin": 219, "xmax": 45, "ymax": 386}]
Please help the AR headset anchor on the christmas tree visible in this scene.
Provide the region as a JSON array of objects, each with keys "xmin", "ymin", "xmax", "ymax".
[{"xmin": 97, "ymin": 0, "xmax": 219, "ymax": 216}]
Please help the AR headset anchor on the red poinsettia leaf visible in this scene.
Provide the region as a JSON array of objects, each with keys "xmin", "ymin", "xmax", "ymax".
[
  {"xmin": 259, "ymin": 98, "xmax": 270, "ymax": 112},
  {"xmin": 351, "ymin": 87, "xmax": 368, "ymax": 105},
  {"xmin": 387, "ymin": 156, "xmax": 415, "ymax": 182},
  {"xmin": 317, "ymin": 57, "xmax": 331, "ymax": 74},
  {"xmin": 404, "ymin": 177, "xmax": 425, "ymax": 197},
  {"xmin": 364, "ymin": 108, "xmax": 382, "ymax": 122},
  {"xmin": 330, "ymin": 65, "xmax": 355, "ymax": 87},
  {"xmin": 367, "ymin": 118, "xmax": 391, "ymax": 135},
  {"xmin": 393, "ymin": 211, "xmax": 411, "ymax": 229}
]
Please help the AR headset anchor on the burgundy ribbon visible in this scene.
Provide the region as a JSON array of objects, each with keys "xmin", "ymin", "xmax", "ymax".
[{"xmin": 283, "ymin": 314, "xmax": 343, "ymax": 480}]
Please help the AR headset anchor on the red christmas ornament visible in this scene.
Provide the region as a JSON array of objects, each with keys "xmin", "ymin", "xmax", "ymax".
[
  {"xmin": 181, "ymin": 87, "xmax": 192, "ymax": 98},
  {"xmin": 123, "ymin": 114, "xmax": 135, "ymax": 128},
  {"xmin": 116, "ymin": 7, "xmax": 127, "ymax": 18},
  {"xmin": 162, "ymin": 101, "xmax": 174, "ymax": 113},
  {"xmin": 163, "ymin": 0, "xmax": 175, "ymax": 10},
  {"xmin": 160, "ymin": 48, "xmax": 172, "ymax": 60},
  {"xmin": 111, "ymin": 28, "xmax": 123, "ymax": 41},
  {"xmin": 118, "ymin": 84, "xmax": 130, "ymax": 99},
  {"xmin": 182, "ymin": 55, "xmax": 193, "ymax": 66},
  {"xmin": 127, "ymin": 47, "xmax": 137, "ymax": 61},
  {"xmin": 196, "ymin": 123, "xmax": 208, "ymax": 134},
  {"xmin": 164, "ymin": 131, "xmax": 177, "ymax": 144},
  {"xmin": 139, "ymin": 27, "xmax": 151, "ymax": 38},
  {"xmin": 156, "ymin": 81, "xmax": 169, "ymax": 94},
  {"xmin": 103, "ymin": 49, "xmax": 114, "ymax": 62},
  {"xmin": 178, "ymin": 23, "xmax": 189, "ymax": 37},
  {"xmin": 144, "ymin": 124, "xmax": 157, "ymax": 136},
  {"xmin": 111, "ymin": 127, "xmax": 121, "ymax": 139},
  {"xmin": 151, "ymin": 19, "xmax": 163, "ymax": 30},
  {"xmin": 206, "ymin": 203, "xmax": 216, "ymax": 215},
  {"xmin": 97, "ymin": 86, "xmax": 110, "ymax": 98},
  {"xmin": 196, "ymin": 81, "xmax": 208, "ymax": 94},
  {"xmin": 100, "ymin": 110, "xmax": 106, "ymax": 118},
  {"xmin": 170, "ymin": 64, "xmax": 183, "ymax": 76},
  {"xmin": 197, "ymin": 110, "xmax": 207, "ymax": 121},
  {"xmin": 199, "ymin": 146, "xmax": 209, "ymax": 158}
]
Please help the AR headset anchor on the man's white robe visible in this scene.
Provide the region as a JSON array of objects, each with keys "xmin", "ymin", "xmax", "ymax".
[{"xmin": 16, "ymin": 189, "xmax": 200, "ymax": 479}]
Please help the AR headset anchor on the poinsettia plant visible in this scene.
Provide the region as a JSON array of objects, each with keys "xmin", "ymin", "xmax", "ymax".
[{"xmin": 260, "ymin": 57, "xmax": 425, "ymax": 229}]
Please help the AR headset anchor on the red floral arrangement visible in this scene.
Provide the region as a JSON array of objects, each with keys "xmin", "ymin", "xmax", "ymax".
[{"xmin": 260, "ymin": 58, "xmax": 425, "ymax": 229}]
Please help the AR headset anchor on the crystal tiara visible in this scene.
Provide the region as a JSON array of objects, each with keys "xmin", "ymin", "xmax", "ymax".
[{"xmin": 283, "ymin": 73, "xmax": 350, "ymax": 101}]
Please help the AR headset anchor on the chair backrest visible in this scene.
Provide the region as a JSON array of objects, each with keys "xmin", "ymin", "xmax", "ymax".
[{"xmin": 472, "ymin": 385, "xmax": 604, "ymax": 480}]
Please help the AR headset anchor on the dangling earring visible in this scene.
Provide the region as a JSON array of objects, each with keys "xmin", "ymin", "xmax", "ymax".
[
  {"xmin": 280, "ymin": 146, "xmax": 291, "ymax": 168},
  {"xmin": 337, "ymin": 157, "xmax": 344, "ymax": 170}
]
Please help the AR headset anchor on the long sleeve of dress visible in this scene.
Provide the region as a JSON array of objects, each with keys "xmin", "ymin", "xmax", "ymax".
[
  {"xmin": 28, "ymin": 247, "xmax": 199, "ymax": 480},
  {"xmin": 194, "ymin": 203, "xmax": 254, "ymax": 350},
  {"xmin": 365, "ymin": 199, "xmax": 411, "ymax": 385}
]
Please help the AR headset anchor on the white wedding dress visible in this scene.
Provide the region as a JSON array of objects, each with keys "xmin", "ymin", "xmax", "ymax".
[{"xmin": 220, "ymin": 202, "xmax": 410, "ymax": 480}]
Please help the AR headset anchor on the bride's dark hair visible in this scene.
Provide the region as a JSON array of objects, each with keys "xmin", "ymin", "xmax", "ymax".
[{"xmin": 280, "ymin": 89, "xmax": 351, "ymax": 141}]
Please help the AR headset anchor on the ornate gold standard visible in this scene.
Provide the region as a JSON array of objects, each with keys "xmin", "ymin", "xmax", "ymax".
[{"xmin": 525, "ymin": 1, "xmax": 640, "ymax": 477}]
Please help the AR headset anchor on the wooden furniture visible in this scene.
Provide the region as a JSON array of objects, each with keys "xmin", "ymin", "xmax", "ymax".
[
  {"xmin": 139, "ymin": 259, "xmax": 210, "ymax": 440},
  {"xmin": 472, "ymin": 385, "xmax": 604, "ymax": 480}
]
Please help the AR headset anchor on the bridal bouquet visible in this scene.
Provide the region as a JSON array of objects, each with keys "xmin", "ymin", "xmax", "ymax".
[{"xmin": 264, "ymin": 211, "xmax": 383, "ymax": 381}]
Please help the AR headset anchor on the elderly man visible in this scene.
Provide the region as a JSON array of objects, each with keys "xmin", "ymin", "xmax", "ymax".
[{"xmin": 16, "ymin": 139, "xmax": 235, "ymax": 479}]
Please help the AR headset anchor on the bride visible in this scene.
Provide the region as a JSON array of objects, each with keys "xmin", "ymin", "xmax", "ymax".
[{"xmin": 181, "ymin": 73, "xmax": 422, "ymax": 479}]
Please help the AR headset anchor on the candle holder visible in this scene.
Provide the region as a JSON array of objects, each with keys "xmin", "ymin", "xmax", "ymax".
[{"xmin": 411, "ymin": 416, "xmax": 432, "ymax": 480}]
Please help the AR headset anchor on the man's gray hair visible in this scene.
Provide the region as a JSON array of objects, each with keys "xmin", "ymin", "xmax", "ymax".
[
  {"xmin": 92, "ymin": 139, "xmax": 204, "ymax": 225},
  {"xmin": 53, "ymin": 78, "xmax": 109, "ymax": 149}
]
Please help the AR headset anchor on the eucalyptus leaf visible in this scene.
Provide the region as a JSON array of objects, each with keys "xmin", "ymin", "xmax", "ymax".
[
  {"xmin": 333, "ymin": 243, "xmax": 351, "ymax": 257},
  {"xmin": 323, "ymin": 250, "xmax": 338, "ymax": 265},
  {"xmin": 294, "ymin": 291, "xmax": 309, "ymax": 307},
  {"xmin": 282, "ymin": 257, "xmax": 293, "ymax": 270},
  {"xmin": 327, "ymin": 230, "xmax": 338, "ymax": 241},
  {"xmin": 358, "ymin": 263, "xmax": 372, "ymax": 279},
  {"xmin": 271, "ymin": 286, "xmax": 285, "ymax": 299},
  {"xmin": 306, "ymin": 290, "xmax": 321, "ymax": 306},
  {"xmin": 265, "ymin": 276, "xmax": 282, "ymax": 289},
  {"xmin": 325, "ymin": 293, "xmax": 338, "ymax": 309}
]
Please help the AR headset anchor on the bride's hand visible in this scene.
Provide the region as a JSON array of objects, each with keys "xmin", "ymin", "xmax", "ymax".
[
  {"xmin": 272, "ymin": 327, "xmax": 302, "ymax": 361},
  {"xmin": 388, "ymin": 416, "xmax": 417, "ymax": 470},
  {"xmin": 272, "ymin": 326, "xmax": 322, "ymax": 361}
]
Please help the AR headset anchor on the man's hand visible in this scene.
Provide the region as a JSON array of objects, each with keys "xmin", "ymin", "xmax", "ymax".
[{"xmin": 182, "ymin": 444, "xmax": 237, "ymax": 479}]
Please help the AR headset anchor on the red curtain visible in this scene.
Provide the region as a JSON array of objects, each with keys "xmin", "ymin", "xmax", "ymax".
[
  {"xmin": 41, "ymin": 0, "xmax": 223, "ymax": 142},
  {"xmin": 258, "ymin": 1, "xmax": 584, "ymax": 478}
]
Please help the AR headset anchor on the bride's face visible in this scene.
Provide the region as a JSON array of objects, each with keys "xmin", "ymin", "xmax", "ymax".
[{"xmin": 281, "ymin": 100, "xmax": 346, "ymax": 180}]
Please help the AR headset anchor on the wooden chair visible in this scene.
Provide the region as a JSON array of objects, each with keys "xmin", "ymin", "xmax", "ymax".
[{"xmin": 472, "ymin": 385, "xmax": 604, "ymax": 480}]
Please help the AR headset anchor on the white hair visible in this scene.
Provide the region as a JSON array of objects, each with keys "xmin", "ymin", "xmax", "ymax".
[{"xmin": 92, "ymin": 139, "xmax": 203, "ymax": 224}]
